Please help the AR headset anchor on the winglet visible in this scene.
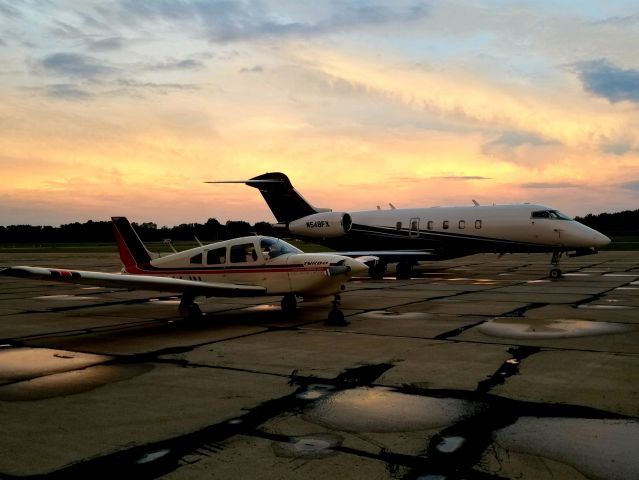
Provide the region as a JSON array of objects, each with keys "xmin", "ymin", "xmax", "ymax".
[{"xmin": 111, "ymin": 217, "xmax": 154, "ymax": 271}]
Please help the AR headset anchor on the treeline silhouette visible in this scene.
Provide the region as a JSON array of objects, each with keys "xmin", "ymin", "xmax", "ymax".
[
  {"xmin": 0, "ymin": 209, "xmax": 637, "ymax": 244},
  {"xmin": 0, "ymin": 219, "xmax": 274, "ymax": 244}
]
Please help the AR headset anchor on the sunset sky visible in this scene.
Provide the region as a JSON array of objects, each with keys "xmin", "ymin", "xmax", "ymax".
[{"xmin": 1, "ymin": 1, "xmax": 638, "ymax": 226}]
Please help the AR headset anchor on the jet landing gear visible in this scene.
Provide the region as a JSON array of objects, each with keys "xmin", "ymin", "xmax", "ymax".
[
  {"xmin": 549, "ymin": 251, "xmax": 564, "ymax": 279},
  {"xmin": 326, "ymin": 294, "xmax": 348, "ymax": 326}
]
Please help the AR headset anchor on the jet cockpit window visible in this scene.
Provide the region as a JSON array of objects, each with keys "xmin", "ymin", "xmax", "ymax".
[
  {"xmin": 260, "ymin": 238, "xmax": 302, "ymax": 259},
  {"xmin": 531, "ymin": 210, "xmax": 572, "ymax": 220}
]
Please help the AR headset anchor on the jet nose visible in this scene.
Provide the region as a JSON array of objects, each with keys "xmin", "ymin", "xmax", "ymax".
[{"xmin": 593, "ymin": 231, "xmax": 611, "ymax": 248}]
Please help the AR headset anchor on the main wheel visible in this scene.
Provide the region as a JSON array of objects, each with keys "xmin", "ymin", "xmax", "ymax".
[
  {"xmin": 549, "ymin": 268, "xmax": 563, "ymax": 279},
  {"xmin": 368, "ymin": 264, "xmax": 386, "ymax": 279},
  {"xmin": 396, "ymin": 262, "xmax": 413, "ymax": 280},
  {"xmin": 326, "ymin": 308, "xmax": 347, "ymax": 326},
  {"xmin": 281, "ymin": 293, "xmax": 297, "ymax": 313}
]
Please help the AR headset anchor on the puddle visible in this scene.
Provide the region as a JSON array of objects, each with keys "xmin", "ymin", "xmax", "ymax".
[
  {"xmin": 0, "ymin": 364, "xmax": 153, "ymax": 401},
  {"xmin": 491, "ymin": 417, "xmax": 639, "ymax": 480},
  {"xmin": 360, "ymin": 311, "xmax": 431, "ymax": 320},
  {"xmin": 477, "ymin": 318, "xmax": 632, "ymax": 339},
  {"xmin": 137, "ymin": 449, "xmax": 171, "ymax": 464},
  {"xmin": 296, "ymin": 383, "xmax": 335, "ymax": 401},
  {"xmin": 245, "ymin": 304, "xmax": 281, "ymax": 312},
  {"xmin": 272, "ymin": 433, "xmax": 342, "ymax": 459},
  {"xmin": 304, "ymin": 387, "xmax": 483, "ymax": 433},
  {"xmin": 435, "ymin": 435, "xmax": 466, "ymax": 453},
  {"xmin": 149, "ymin": 298, "xmax": 181, "ymax": 305},
  {"xmin": 578, "ymin": 305, "xmax": 633, "ymax": 310},
  {"xmin": 0, "ymin": 347, "xmax": 112, "ymax": 383},
  {"xmin": 34, "ymin": 295, "xmax": 98, "ymax": 300}
]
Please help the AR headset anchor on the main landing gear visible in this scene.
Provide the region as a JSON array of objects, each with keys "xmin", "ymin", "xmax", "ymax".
[
  {"xmin": 549, "ymin": 251, "xmax": 563, "ymax": 279},
  {"xmin": 368, "ymin": 262, "xmax": 414, "ymax": 280},
  {"xmin": 281, "ymin": 293, "xmax": 297, "ymax": 314},
  {"xmin": 281, "ymin": 293, "xmax": 348, "ymax": 326},
  {"xmin": 178, "ymin": 293, "xmax": 203, "ymax": 319}
]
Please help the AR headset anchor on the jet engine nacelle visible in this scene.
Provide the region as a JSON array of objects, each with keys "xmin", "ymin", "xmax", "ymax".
[{"xmin": 288, "ymin": 212, "xmax": 352, "ymax": 238}]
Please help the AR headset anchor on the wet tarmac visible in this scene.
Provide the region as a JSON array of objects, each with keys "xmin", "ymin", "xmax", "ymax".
[{"xmin": 0, "ymin": 251, "xmax": 638, "ymax": 479}]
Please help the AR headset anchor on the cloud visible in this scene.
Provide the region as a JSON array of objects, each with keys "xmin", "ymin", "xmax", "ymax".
[
  {"xmin": 601, "ymin": 142, "xmax": 633, "ymax": 156},
  {"xmin": 620, "ymin": 180, "xmax": 639, "ymax": 191},
  {"xmin": 240, "ymin": 65, "xmax": 265, "ymax": 74},
  {"xmin": 145, "ymin": 58, "xmax": 205, "ymax": 71},
  {"xmin": 488, "ymin": 131, "xmax": 559, "ymax": 148},
  {"xmin": 88, "ymin": 37, "xmax": 124, "ymax": 52},
  {"xmin": 45, "ymin": 84, "xmax": 92, "ymax": 100},
  {"xmin": 115, "ymin": 1, "xmax": 429, "ymax": 42},
  {"xmin": 435, "ymin": 175, "xmax": 490, "ymax": 180},
  {"xmin": 521, "ymin": 182, "xmax": 579, "ymax": 189},
  {"xmin": 40, "ymin": 52, "xmax": 116, "ymax": 78},
  {"xmin": 575, "ymin": 59, "xmax": 639, "ymax": 103}
]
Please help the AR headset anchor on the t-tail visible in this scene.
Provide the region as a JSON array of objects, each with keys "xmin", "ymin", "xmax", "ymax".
[
  {"xmin": 111, "ymin": 217, "xmax": 155, "ymax": 271},
  {"xmin": 224, "ymin": 172, "xmax": 328, "ymax": 223}
]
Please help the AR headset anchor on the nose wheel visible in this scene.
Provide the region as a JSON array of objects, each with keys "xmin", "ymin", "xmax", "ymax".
[
  {"xmin": 326, "ymin": 294, "xmax": 348, "ymax": 326},
  {"xmin": 549, "ymin": 252, "xmax": 564, "ymax": 279}
]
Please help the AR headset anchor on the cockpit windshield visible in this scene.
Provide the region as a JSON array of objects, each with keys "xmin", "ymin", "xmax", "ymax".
[
  {"xmin": 260, "ymin": 237, "xmax": 302, "ymax": 259},
  {"xmin": 531, "ymin": 210, "xmax": 572, "ymax": 220}
]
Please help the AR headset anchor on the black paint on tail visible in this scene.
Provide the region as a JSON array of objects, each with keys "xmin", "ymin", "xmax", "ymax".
[{"xmin": 247, "ymin": 172, "xmax": 322, "ymax": 223}]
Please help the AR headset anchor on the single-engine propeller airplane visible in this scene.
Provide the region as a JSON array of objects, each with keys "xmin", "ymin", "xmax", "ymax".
[
  {"xmin": 0, "ymin": 217, "xmax": 368, "ymax": 324},
  {"xmin": 211, "ymin": 172, "xmax": 610, "ymax": 279}
]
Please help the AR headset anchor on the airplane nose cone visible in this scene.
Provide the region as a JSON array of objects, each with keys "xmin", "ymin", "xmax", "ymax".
[
  {"xmin": 593, "ymin": 232, "xmax": 611, "ymax": 247},
  {"xmin": 345, "ymin": 258, "xmax": 369, "ymax": 276}
]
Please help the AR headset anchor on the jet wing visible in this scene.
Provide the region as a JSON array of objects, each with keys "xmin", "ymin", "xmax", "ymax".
[{"xmin": 0, "ymin": 266, "xmax": 266, "ymax": 297}]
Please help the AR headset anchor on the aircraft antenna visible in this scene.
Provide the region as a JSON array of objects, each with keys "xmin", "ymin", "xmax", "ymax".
[{"xmin": 163, "ymin": 238, "xmax": 178, "ymax": 253}]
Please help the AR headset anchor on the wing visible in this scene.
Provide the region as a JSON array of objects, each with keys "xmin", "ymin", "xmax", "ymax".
[
  {"xmin": 332, "ymin": 250, "xmax": 436, "ymax": 263},
  {"xmin": 0, "ymin": 266, "xmax": 266, "ymax": 297}
]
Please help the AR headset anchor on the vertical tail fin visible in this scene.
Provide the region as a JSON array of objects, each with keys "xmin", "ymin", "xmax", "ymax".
[
  {"xmin": 246, "ymin": 172, "xmax": 324, "ymax": 223},
  {"xmin": 111, "ymin": 217, "xmax": 154, "ymax": 270}
]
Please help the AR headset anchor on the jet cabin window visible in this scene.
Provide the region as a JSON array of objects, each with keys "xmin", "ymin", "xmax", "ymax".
[
  {"xmin": 443, "ymin": 220, "xmax": 449, "ymax": 230},
  {"xmin": 531, "ymin": 210, "xmax": 572, "ymax": 220}
]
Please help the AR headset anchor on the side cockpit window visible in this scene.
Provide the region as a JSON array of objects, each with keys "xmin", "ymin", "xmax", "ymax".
[
  {"xmin": 207, "ymin": 247, "xmax": 226, "ymax": 265},
  {"xmin": 230, "ymin": 243, "xmax": 258, "ymax": 263},
  {"xmin": 190, "ymin": 253, "xmax": 203, "ymax": 264},
  {"xmin": 531, "ymin": 210, "xmax": 572, "ymax": 220}
]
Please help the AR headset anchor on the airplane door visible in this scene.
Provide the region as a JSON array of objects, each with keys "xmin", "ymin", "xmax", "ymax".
[{"xmin": 409, "ymin": 218, "xmax": 420, "ymax": 238}]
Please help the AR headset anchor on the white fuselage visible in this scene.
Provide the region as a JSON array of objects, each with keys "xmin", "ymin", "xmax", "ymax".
[{"xmin": 123, "ymin": 236, "xmax": 365, "ymax": 298}]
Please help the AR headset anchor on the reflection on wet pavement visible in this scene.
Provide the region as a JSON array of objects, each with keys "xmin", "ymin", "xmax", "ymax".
[
  {"xmin": 478, "ymin": 318, "xmax": 633, "ymax": 339},
  {"xmin": 487, "ymin": 417, "xmax": 639, "ymax": 480},
  {"xmin": 304, "ymin": 386, "xmax": 484, "ymax": 433},
  {"xmin": 0, "ymin": 364, "xmax": 153, "ymax": 401}
]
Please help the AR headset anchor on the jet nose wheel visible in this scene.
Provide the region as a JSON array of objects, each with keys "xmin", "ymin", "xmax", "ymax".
[{"xmin": 549, "ymin": 268, "xmax": 563, "ymax": 279}]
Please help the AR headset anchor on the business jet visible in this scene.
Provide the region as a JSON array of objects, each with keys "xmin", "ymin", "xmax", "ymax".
[
  {"xmin": 212, "ymin": 172, "xmax": 610, "ymax": 279},
  {"xmin": 0, "ymin": 217, "xmax": 368, "ymax": 324}
]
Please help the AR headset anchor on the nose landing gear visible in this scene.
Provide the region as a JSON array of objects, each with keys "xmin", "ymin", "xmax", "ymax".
[
  {"xmin": 549, "ymin": 251, "xmax": 563, "ymax": 279},
  {"xmin": 326, "ymin": 294, "xmax": 348, "ymax": 326}
]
